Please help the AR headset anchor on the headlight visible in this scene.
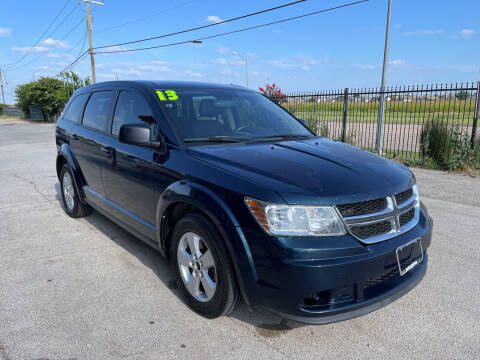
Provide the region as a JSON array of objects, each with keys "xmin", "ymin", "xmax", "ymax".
[{"xmin": 245, "ymin": 198, "xmax": 346, "ymax": 236}]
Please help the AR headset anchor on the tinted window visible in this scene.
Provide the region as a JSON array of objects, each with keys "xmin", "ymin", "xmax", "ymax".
[
  {"xmin": 112, "ymin": 91, "xmax": 153, "ymax": 136},
  {"xmin": 155, "ymin": 89, "xmax": 311, "ymax": 141},
  {"xmin": 82, "ymin": 91, "xmax": 113, "ymax": 131},
  {"xmin": 63, "ymin": 94, "xmax": 88, "ymax": 123}
]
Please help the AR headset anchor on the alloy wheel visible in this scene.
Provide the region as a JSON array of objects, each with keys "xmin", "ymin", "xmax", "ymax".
[{"xmin": 177, "ymin": 232, "xmax": 217, "ymax": 302}]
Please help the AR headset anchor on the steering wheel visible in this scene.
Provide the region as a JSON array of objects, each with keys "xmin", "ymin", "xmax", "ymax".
[{"xmin": 236, "ymin": 124, "xmax": 255, "ymax": 132}]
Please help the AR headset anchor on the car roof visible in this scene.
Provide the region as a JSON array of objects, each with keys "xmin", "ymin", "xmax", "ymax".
[{"xmin": 78, "ymin": 80, "xmax": 251, "ymax": 93}]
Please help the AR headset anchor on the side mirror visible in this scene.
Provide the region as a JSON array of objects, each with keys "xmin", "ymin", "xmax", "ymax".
[
  {"xmin": 298, "ymin": 118, "xmax": 308, "ymax": 127},
  {"xmin": 119, "ymin": 123, "xmax": 162, "ymax": 149}
]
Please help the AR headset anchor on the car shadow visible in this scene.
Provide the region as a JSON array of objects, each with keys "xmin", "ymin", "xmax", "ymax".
[{"xmin": 54, "ymin": 184, "xmax": 305, "ymax": 335}]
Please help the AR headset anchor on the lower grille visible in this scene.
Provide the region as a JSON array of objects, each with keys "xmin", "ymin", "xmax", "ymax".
[
  {"xmin": 400, "ymin": 208, "xmax": 415, "ymax": 226},
  {"xmin": 363, "ymin": 267, "xmax": 399, "ymax": 288},
  {"xmin": 349, "ymin": 220, "xmax": 393, "ymax": 240}
]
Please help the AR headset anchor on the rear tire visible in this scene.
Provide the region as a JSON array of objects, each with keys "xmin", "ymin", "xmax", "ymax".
[
  {"xmin": 60, "ymin": 164, "xmax": 90, "ymax": 218},
  {"xmin": 170, "ymin": 213, "xmax": 239, "ymax": 318}
]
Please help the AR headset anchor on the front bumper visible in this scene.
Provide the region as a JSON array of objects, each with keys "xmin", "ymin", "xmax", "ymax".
[{"xmin": 243, "ymin": 209, "xmax": 432, "ymax": 324}]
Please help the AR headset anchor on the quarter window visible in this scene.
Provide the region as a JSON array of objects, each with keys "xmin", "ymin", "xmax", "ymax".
[
  {"xmin": 82, "ymin": 91, "xmax": 113, "ymax": 131},
  {"xmin": 63, "ymin": 94, "xmax": 88, "ymax": 123},
  {"xmin": 112, "ymin": 91, "xmax": 154, "ymax": 136}
]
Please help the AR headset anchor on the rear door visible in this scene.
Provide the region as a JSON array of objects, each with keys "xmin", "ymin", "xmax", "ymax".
[{"xmin": 69, "ymin": 89, "xmax": 115, "ymax": 208}]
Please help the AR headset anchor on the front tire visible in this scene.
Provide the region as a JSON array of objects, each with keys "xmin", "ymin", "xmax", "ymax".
[
  {"xmin": 60, "ymin": 164, "xmax": 90, "ymax": 218},
  {"xmin": 170, "ymin": 213, "xmax": 239, "ymax": 318}
]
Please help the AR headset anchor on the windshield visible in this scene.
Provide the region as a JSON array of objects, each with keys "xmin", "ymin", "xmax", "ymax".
[{"xmin": 155, "ymin": 88, "xmax": 312, "ymax": 143}]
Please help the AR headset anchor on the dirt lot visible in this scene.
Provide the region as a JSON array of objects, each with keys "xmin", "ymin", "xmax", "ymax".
[{"xmin": 1, "ymin": 119, "xmax": 479, "ymax": 359}]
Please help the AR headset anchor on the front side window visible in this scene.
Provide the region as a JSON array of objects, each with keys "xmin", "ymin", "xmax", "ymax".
[
  {"xmin": 63, "ymin": 94, "xmax": 88, "ymax": 123},
  {"xmin": 82, "ymin": 91, "xmax": 113, "ymax": 131},
  {"xmin": 155, "ymin": 89, "xmax": 311, "ymax": 143},
  {"xmin": 112, "ymin": 91, "xmax": 154, "ymax": 136}
]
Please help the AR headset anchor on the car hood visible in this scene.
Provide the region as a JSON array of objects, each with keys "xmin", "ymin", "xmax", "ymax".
[{"xmin": 187, "ymin": 138, "xmax": 414, "ymax": 205}]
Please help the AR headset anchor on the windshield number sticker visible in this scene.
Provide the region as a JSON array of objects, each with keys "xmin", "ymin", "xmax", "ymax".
[{"xmin": 156, "ymin": 90, "xmax": 179, "ymax": 101}]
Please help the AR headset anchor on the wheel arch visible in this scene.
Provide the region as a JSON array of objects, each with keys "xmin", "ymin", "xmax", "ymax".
[
  {"xmin": 56, "ymin": 144, "xmax": 86, "ymax": 202},
  {"xmin": 156, "ymin": 181, "xmax": 258, "ymax": 305}
]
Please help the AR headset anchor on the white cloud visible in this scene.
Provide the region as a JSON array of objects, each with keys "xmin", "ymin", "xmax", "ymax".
[
  {"xmin": 41, "ymin": 38, "xmax": 70, "ymax": 48},
  {"xmin": 404, "ymin": 29, "xmax": 443, "ymax": 36},
  {"xmin": 185, "ymin": 70, "xmax": 204, "ymax": 78},
  {"xmin": 37, "ymin": 65, "xmax": 49, "ymax": 70},
  {"xmin": 216, "ymin": 46, "xmax": 229, "ymax": 54},
  {"xmin": 205, "ymin": 15, "xmax": 224, "ymax": 23},
  {"xmin": 47, "ymin": 53, "xmax": 74, "ymax": 59},
  {"xmin": 296, "ymin": 56, "xmax": 329, "ymax": 65},
  {"xmin": 389, "ymin": 59, "xmax": 406, "ymax": 65},
  {"xmin": 0, "ymin": 27, "xmax": 12, "ymax": 37},
  {"xmin": 460, "ymin": 29, "xmax": 476, "ymax": 39},
  {"xmin": 12, "ymin": 46, "xmax": 49, "ymax": 53},
  {"xmin": 300, "ymin": 66, "xmax": 310, "ymax": 71},
  {"xmin": 213, "ymin": 58, "xmax": 229, "ymax": 65},
  {"xmin": 359, "ymin": 64, "xmax": 377, "ymax": 70}
]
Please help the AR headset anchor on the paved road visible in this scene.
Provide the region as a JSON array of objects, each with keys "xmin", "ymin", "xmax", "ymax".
[{"xmin": 1, "ymin": 120, "xmax": 479, "ymax": 360}]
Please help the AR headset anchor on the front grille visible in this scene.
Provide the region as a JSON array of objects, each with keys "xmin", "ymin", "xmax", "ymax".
[
  {"xmin": 349, "ymin": 220, "xmax": 393, "ymax": 240},
  {"xmin": 399, "ymin": 208, "xmax": 415, "ymax": 226},
  {"xmin": 336, "ymin": 198, "xmax": 388, "ymax": 217},
  {"xmin": 363, "ymin": 267, "xmax": 399, "ymax": 288},
  {"xmin": 395, "ymin": 188, "xmax": 413, "ymax": 205}
]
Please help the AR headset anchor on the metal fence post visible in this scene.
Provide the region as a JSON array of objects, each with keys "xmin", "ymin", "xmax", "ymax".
[
  {"xmin": 471, "ymin": 80, "xmax": 479, "ymax": 149},
  {"xmin": 342, "ymin": 88, "xmax": 349, "ymax": 142}
]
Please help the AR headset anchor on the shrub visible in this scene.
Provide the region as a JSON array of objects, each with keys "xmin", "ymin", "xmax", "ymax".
[
  {"xmin": 421, "ymin": 122, "xmax": 477, "ymax": 170},
  {"xmin": 420, "ymin": 122, "xmax": 451, "ymax": 165},
  {"xmin": 319, "ymin": 122, "xmax": 329, "ymax": 138},
  {"xmin": 259, "ymin": 82, "xmax": 286, "ymax": 104}
]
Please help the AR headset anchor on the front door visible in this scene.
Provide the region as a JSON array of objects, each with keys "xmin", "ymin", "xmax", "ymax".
[{"xmin": 101, "ymin": 89, "xmax": 174, "ymax": 240}]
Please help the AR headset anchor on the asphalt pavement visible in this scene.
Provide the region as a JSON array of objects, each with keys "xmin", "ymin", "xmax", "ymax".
[{"xmin": 0, "ymin": 119, "xmax": 479, "ymax": 360}]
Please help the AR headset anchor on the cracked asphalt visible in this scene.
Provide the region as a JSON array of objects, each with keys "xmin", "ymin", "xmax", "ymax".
[{"xmin": 0, "ymin": 120, "xmax": 479, "ymax": 360}]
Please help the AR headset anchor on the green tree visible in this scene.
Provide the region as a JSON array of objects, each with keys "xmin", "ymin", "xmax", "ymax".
[
  {"xmin": 59, "ymin": 71, "xmax": 91, "ymax": 98},
  {"xmin": 15, "ymin": 77, "xmax": 68, "ymax": 119},
  {"xmin": 14, "ymin": 72, "xmax": 90, "ymax": 120},
  {"xmin": 455, "ymin": 91, "xmax": 469, "ymax": 100}
]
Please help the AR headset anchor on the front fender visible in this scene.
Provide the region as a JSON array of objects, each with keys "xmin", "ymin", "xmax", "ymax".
[
  {"xmin": 57, "ymin": 143, "xmax": 86, "ymax": 202},
  {"xmin": 156, "ymin": 181, "xmax": 259, "ymax": 306}
]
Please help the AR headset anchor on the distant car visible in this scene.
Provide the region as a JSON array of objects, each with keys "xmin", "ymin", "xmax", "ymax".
[{"xmin": 55, "ymin": 81, "xmax": 432, "ymax": 324}]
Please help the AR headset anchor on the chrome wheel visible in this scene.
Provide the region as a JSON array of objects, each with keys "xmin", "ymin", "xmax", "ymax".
[
  {"xmin": 62, "ymin": 172, "xmax": 75, "ymax": 211},
  {"xmin": 177, "ymin": 232, "xmax": 217, "ymax": 302}
]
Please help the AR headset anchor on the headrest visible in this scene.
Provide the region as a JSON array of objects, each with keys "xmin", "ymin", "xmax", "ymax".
[{"xmin": 199, "ymin": 99, "xmax": 218, "ymax": 117}]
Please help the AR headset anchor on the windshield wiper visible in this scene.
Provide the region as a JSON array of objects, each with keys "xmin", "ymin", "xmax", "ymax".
[
  {"xmin": 183, "ymin": 136, "xmax": 246, "ymax": 143},
  {"xmin": 254, "ymin": 134, "xmax": 312, "ymax": 140}
]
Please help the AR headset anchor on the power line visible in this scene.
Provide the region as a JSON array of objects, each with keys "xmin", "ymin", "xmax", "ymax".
[
  {"xmin": 95, "ymin": 0, "xmax": 196, "ymax": 34},
  {"xmin": 94, "ymin": 0, "xmax": 308, "ymax": 50},
  {"xmin": 95, "ymin": 0, "xmax": 368, "ymax": 54},
  {"xmin": 55, "ymin": 0, "xmax": 368, "ymax": 77},
  {"xmin": 8, "ymin": 6, "xmax": 98, "ymax": 72},
  {"xmin": 55, "ymin": 50, "xmax": 89, "ymax": 77},
  {"xmin": 2, "ymin": 0, "xmax": 77, "ymax": 68}
]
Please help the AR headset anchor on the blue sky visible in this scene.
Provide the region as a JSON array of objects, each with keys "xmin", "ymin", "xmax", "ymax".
[{"xmin": 0, "ymin": 0, "xmax": 479, "ymax": 104}]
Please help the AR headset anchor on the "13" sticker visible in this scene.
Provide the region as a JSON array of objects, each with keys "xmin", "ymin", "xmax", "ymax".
[{"xmin": 156, "ymin": 90, "xmax": 179, "ymax": 101}]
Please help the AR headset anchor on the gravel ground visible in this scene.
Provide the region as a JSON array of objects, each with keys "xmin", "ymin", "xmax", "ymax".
[{"xmin": 0, "ymin": 119, "xmax": 479, "ymax": 360}]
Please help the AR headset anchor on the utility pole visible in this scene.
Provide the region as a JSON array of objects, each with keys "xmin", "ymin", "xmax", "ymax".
[
  {"xmin": 375, "ymin": 0, "xmax": 392, "ymax": 154},
  {"xmin": 0, "ymin": 68, "xmax": 5, "ymax": 104},
  {"xmin": 82, "ymin": 0, "xmax": 104, "ymax": 84}
]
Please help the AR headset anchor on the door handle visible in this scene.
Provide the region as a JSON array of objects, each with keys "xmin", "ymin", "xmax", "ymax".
[
  {"xmin": 70, "ymin": 133, "xmax": 78, "ymax": 140},
  {"xmin": 100, "ymin": 146, "xmax": 113, "ymax": 156}
]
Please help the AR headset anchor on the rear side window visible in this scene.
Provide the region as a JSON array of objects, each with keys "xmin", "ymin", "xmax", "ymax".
[
  {"xmin": 112, "ymin": 90, "xmax": 153, "ymax": 136},
  {"xmin": 63, "ymin": 94, "xmax": 88, "ymax": 123},
  {"xmin": 82, "ymin": 91, "xmax": 113, "ymax": 131}
]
